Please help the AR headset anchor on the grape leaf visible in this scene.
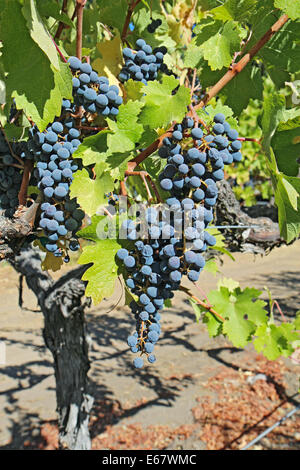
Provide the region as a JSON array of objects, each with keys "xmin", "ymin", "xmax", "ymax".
[
  {"xmin": 203, "ymin": 310, "xmax": 223, "ymax": 337},
  {"xmin": 208, "ymin": 287, "xmax": 256, "ymax": 347},
  {"xmin": 70, "ymin": 168, "xmax": 114, "ymax": 216},
  {"xmin": 33, "ymin": 239, "xmax": 63, "ymax": 272},
  {"xmin": 189, "ymin": 298, "xmax": 204, "ymax": 324},
  {"xmin": 211, "ymin": 0, "xmax": 259, "ymax": 22},
  {"xmin": 203, "ymin": 258, "xmax": 220, "ymax": 275},
  {"xmin": 234, "ymin": 287, "xmax": 268, "ymax": 325},
  {"xmin": 261, "ymin": 92, "xmax": 286, "ymax": 165},
  {"xmin": 274, "ymin": 0, "xmax": 300, "ymax": 20},
  {"xmin": 197, "ymin": 101, "xmax": 238, "ymax": 129},
  {"xmin": 93, "ymin": 33, "xmax": 123, "ymax": 88},
  {"xmin": 274, "ymin": 174, "xmax": 300, "ymax": 242},
  {"xmin": 22, "ymin": 0, "xmax": 60, "ymax": 71},
  {"xmin": 139, "ymin": 76, "xmax": 190, "ymax": 129},
  {"xmin": 124, "ymin": 80, "xmax": 145, "ymax": 102},
  {"xmin": 95, "ymin": 0, "xmax": 128, "ymax": 32},
  {"xmin": 78, "ymin": 239, "xmax": 122, "ymax": 305},
  {"xmin": 72, "ymin": 131, "xmax": 112, "ymax": 166},
  {"xmin": 253, "ymin": 323, "xmax": 299, "ymax": 360},
  {"xmin": 272, "ymin": 128, "xmax": 300, "ymax": 176},
  {"xmin": 37, "ymin": 0, "xmax": 74, "ymax": 27},
  {"xmin": 0, "ymin": 0, "xmax": 73, "ymax": 131},
  {"xmin": 77, "ymin": 215, "xmax": 107, "ymax": 242},
  {"xmin": 217, "ymin": 277, "xmax": 240, "ymax": 291},
  {"xmin": 196, "ymin": 20, "xmax": 243, "ymax": 70},
  {"xmin": 183, "ymin": 42, "xmax": 203, "ymax": 68},
  {"xmin": 107, "ymin": 100, "xmax": 144, "ymax": 153},
  {"xmin": 221, "ymin": 65, "xmax": 263, "ymax": 115}
]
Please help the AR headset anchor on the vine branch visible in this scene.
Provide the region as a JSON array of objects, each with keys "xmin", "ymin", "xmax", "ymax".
[
  {"xmin": 76, "ymin": 0, "xmax": 87, "ymax": 60},
  {"xmin": 194, "ymin": 14, "xmax": 289, "ymax": 110},
  {"xmin": 18, "ymin": 159, "xmax": 34, "ymax": 207},
  {"xmin": 180, "ymin": 286, "xmax": 225, "ymax": 322},
  {"xmin": 54, "ymin": 0, "xmax": 69, "ymax": 40},
  {"xmin": 121, "ymin": 0, "xmax": 141, "ymax": 42}
]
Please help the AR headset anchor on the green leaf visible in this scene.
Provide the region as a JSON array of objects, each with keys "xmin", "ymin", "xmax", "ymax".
[
  {"xmin": 261, "ymin": 91, "xmax": 286, "ymax": 164},
  {"xmin": 274, "ymin": 173, "xmax": 300, "ymax": 242},
  {"xmin": 37, "ymin": 0, "xmax": 74, "ymax": 27},
  {"xmin": 211, "ymin": 0, "xmax": 259, "ymax": 22},
  {"xmin": 78, "ymin": 239, "xmax": 122, "ymax": 305},
  {"xmin": 139, "ymin": 76, "xmax": 190, "ymax": 129},
  {"xmin": 217, "ymin": 277, "xmax": 240, "ymax": 291},
  {"xmin": 253, "ymin": 323, "xmax": 299, "ymax": 360},
  {"xmin": 0, "ymin": 0, "xmax": 72, "ymax": 131},
  {"xmin": 22, "ymin": 0, "xmax": 60, "ymax": 71},
  {"xmin": 124, "ymin": 284, "xmax": 138, "ymax": 307},
  {"xmin": 221, "ymin": 65, "xmax": 263, "ymax": 115},
  {"xmin": 189, "ymin": 298, "xmax": 203, "ymax": 323},
  {"xmin": 197, "ymin": 101, "xmax": 237, "ymax": 129},
  {"xmin": 208, "ymin": 287, "xmax": 256, "ymax": 347},
  {"xmin": 234, "ymin": 287, "xmax": 268, "ymax": 325},
  {"xmin": 272, "ymin": 127, "xmax": 300, "ymax": 176},
  {"xmin": 183, "ymin": 42, "xmax": 203, "ymax": 68},
  {"xmin": 203, "ymin": 310, "xmax": 223, "ymax": 337},
  {"xmin": 70, "ymin": 168, "xmax": 114, "ymax": 216},
  {"xmin": 77, "ymin": 215, "xmax": 106, "ymax": 242},
  {"xmin": 124, "ymin": 80, "xmax": 145, "ymax": 102},
  {"xmin": 95, "ymin": 0, "xmax": 128, "ymax": 32},
  {"xmin": 203, "ymin": 258, "xmax": 220, "ymax": 275},
  {"xmin": 107, "ymin": 100, "xmax": 144, "ymax": 153},
  {"xmin": 73, "ymin": 131, "xmax": 112, "ymax": 166},
  {"xmin": 197, "ymin": 20, "xmax": 242, "ymax": 70},
  {"xmin": 274, "ymin": 0, "xmax": 300, "ymax": 20}
]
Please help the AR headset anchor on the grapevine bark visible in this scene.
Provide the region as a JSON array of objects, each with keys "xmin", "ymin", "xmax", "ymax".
[{"xmin": 10, "ymin": 247, "xmax": 93, "ymax": 450}]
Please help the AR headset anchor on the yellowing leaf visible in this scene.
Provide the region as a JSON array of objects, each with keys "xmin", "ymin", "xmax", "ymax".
[{"xmin": 93, "ymin": 34, "xmax": 123, "ymax": 91}]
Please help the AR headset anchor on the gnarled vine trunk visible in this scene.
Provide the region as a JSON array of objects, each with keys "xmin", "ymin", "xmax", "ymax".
[{"xmin": 10, "ymin": 247, "xmax": 93, "ymax": 450}]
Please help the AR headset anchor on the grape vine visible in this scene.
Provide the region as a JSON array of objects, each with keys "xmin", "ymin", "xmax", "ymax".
[{"xmin": 0, "ymin": 0, "xmax": 298, "ymax": 374}]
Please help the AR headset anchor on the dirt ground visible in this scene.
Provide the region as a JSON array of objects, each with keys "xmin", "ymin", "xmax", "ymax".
[{"xmin": 0, "ymin": 242, "xmax": 299, "ymax": 450}]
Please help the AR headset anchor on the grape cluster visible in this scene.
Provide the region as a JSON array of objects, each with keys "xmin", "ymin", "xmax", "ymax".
[
  {"xmin": 68, "ymin": 56, "xmax": 122, "ymax": 118},
  {"xmin": 119, "ymin": 113, "xmax": 242, "ymax": 368},
  {"xmin": 27, "ymin": 116, "xmax": 84, "ymax": 257},
  {"xmin": 117, "ymin": 211, "xmax": 185, "ymax": 368},
  {"xmin": 147, "ymin": 18, "xmax": 162, "ymax": 33},
  {"xmin": 158, "ymin": 113, "xmax": 242, "ymax": 196},
  {"xmin": 118, "ymin": 39, "xmax": 167, "ymax": 84},
  {"xmin": 0, "ymin": 131, "xmax": 23, "ymax": 216}
]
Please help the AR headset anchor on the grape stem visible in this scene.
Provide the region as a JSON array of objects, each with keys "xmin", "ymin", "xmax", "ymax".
[
  {"xmin": 121, "ymin": 0, "xmax": 142, "ymax": 42},
  {"xmin": 54, "ymin": 0, "xmax": 69, "ymax": 40},
  {"xmin": 125, "ymin": 170, "xmax": 162, "ymax": 203},
  {"xmin": 120, "ymin": 180, "xmax": 128, "ymax": 197},
  {"xmin": 238, "ymin": 137, "xmax": 261, "ymax": 145},
  {"xmin": 190, "ymin": 68, "xmax": 197, "ymax": 98},
  {"xmin": 51, "ymin": 36, "xmax": 68, "ymax": 63},
  {"xmin": 18, "ymin": 159, "xmax": 34, "ymax": 207},
  {"xmin": 76, "ymin": 0, "xmax": 87, "ymax": 61},
  {"xmin": 180, "ymin": 286, "xmax": 225, "ymax": 322},
  {"xmin": 271, "ymin": 299, "xmax": 287, "ymax": 323}
]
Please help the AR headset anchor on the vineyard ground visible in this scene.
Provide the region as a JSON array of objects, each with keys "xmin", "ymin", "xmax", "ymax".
[{"xmin": 0, "ymin": 241, "xmax": 299, "ymax": 450}]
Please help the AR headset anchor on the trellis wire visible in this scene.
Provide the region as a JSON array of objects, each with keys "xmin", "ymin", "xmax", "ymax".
[
  {"xmin": 210, "ymin": 225, "xmax": 261, "ymax": 229},
  {"xmin": 241, "ymin": 403, "xmax": 300, "ymax": 450}
]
